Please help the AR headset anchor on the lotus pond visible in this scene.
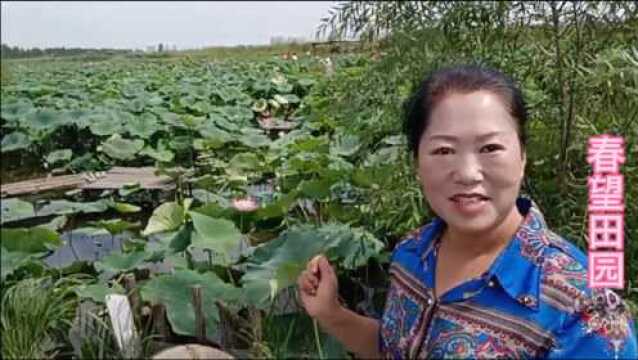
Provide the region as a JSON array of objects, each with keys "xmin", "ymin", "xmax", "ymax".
[{"xmin": 1, "ymin": 52, "xmax": 415, "ymax": 358}]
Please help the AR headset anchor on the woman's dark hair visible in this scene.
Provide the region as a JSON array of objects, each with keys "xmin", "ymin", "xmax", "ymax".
[{"xmin": 403, "ymin": 64, "xmax": 528, "ymax": 158}]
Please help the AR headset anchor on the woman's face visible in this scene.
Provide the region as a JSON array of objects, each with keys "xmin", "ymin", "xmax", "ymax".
[{"xmin": 417, "ymin": 90, "xmax": 526, "ymax": 236}]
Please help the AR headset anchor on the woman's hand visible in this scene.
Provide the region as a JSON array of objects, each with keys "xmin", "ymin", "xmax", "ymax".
[
  {"xmin": 297, "ymin": 255, "xmax": 382, "ymax": 359},
  {"xmin": 297, "ymin": 254, "xmax": 340, "ymax": 321}
]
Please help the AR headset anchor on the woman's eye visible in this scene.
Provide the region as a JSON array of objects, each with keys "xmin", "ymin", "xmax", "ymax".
[
  {"xmin": 480, "ymin": 144, "xmax": 504, "ymax": 153},
  {"xmin": 432, "ymin": 147, "xmax": 453, "ymax": 155}
]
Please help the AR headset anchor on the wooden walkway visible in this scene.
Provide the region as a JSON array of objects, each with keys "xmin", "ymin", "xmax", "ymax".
[
  {"xmin": 1, "ymin": 167, "xmax": 175, "ymax": 197},
  {"xmin": 257, "ymin": 117, "xmax": 298, "ymax": 131}
]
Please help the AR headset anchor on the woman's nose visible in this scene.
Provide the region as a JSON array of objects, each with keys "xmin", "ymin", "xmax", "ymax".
[{"xmin": 452, "ymin": 156, "xmax": 483, "ymax": 185}]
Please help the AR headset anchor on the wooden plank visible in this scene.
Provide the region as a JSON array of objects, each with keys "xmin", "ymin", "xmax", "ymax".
[
  {"xmin": 80, "ymin": 167, "xmax": 173, "ymax": 190},
  {"xmin": 257, "ymin": 117, "xmax": 298, "ymax": 131},
  {"xmin": 1, "ymin": 174, "xmax": 85, "ymax": 197},
  {"xmin": 2, "ymin": 167, "xmax": 175, "ymax": 197}
]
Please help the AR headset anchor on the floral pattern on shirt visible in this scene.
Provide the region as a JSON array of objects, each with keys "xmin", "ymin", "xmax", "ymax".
[{"xmin": 379, "ymin": 196, "xmax": 638, "ymax": 359}]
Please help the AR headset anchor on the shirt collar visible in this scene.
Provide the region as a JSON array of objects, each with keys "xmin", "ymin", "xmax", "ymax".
[{"xmin": 408, "ymin": 196, "xmax": 548, "ymax": 311}]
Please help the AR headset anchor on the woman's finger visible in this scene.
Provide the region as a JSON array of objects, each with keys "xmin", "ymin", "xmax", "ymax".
[
  {"xmin": 299, "ymin": 271, "xmax": 317, "ymax": 294},
  {"xmin": 319, "ymin": 256, "xmax": 336, "ymax": 280},
  {"xmin": 308, "ymin": 254, "xmax": 322, "ymax": 274}
]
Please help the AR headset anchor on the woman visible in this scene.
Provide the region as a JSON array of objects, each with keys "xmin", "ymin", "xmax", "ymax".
[{"xmin": 297, "ymin": 65, "xmax": 637, "ymax": 358}]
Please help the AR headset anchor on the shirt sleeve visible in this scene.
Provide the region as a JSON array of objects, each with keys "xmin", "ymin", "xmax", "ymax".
[{"xmin": 546, "ymin": 289, "xmax": 638, "ymax": 359}]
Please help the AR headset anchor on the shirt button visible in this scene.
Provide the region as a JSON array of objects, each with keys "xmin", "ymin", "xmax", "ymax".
[
  {"xmin": 488, "ymin": 280, "xmax": 495, "ymax": 287},
  {"xmin": 427, "ymin": 298, "xmax": 433, "ymax": 305},
  {"xmin": 520, "ymin": 295, "xmax": 534, "ymax": 306}
]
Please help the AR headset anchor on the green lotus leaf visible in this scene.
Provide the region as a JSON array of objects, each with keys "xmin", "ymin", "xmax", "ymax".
[
  {"xmin": 365, "ymin": 145, "xmax": 401, "ymax": 166},
  {"xmin": 1, "ymin": 198, "xmax": 35, "ymax": 224},
  {"xmin": 75, "ymin": 282, "xmax": 125, "ymax": 303},
  {"xmin": 297, "ymin": 78, "xmax": 316, "ymax": 87},
  {"xmin": 128, "ymin": 98, "xmax": 146, "ymax": 113},
  {"xmin": 37, "ymin": 215, "xmax": 68, "ymax": 231},
  {"xmin": 140, "ymin": 269, "xmax": 240, "ymax": 337},
  {"xmin": 68, "ymin": 153, "xmax": 100, "ymax": 172},
  {"xmin": 299, "ymin": 178, "xmax": 337, "ymax": 199},
  {"xmin": 227, "ymin": 152, "xmax": 261, "ymax": 174},
  {"xmin": 270, "ymin": 73, "xmax": 287, "ymax": 86},
  {"xmin": 65, "ymin": 109, "xmax": 92, "ymax": 128},
  {"xmin": 218, "ymin": 106, "xmax": 253, "ymax": 125},
  {"xmin": 1, "ymin": 248, "xmax": 33, "ymax": 280},
  {"xmin": 99, "ymin": 134, "xmax": 144, "ymax": 161},
  {"xmin": 209, "ymin": 113, "xmax": 239, "ymax": 132},
  {"xmin": 252, "ymin": 80, "xmax": 271, "ymax": 94},
  {"xmin": 88, "ymin": 112, "xmax": 123, "ymax": 136},
  {"xmin": 89, "ymin": 219, "xmax": 141, "ymax": 235},
  {"xmin": 1, "ymin": 132, "xmax": 32, "ymax": 152},
  {"xmin": 1, "ymin": 227, "xmax": 62, "ymax": 253},
  {"xmin": 237, "ymin": 132, "xmax": 271, "ymax": 148},
  {"xmin": 191, "ymin": 189, "xmax": 231, "ymax": 207},
  {"xmin": 128, "ymin": 113, "xmax": 162, "ymax": 139},
  {"xmin": 46, "ymin": 149, "xmax": 72, "ymax": 165},
  {"xmin": 118, "ymin": 183, "xmax": 143, "ymax": 197},
  {"xmin": 110, "ymin": 201, "xmax": 142, "ymax": 214},
  {"xmin": 179, "ymin": 95, "xmax": 197, "ymax": 108},
  {"xmin": 330, "ymin": 134, "xmax": 361, "ymax": 157},
  {"xmin": 254, "ymin": 191, "xmax": 298, "ymax": 220},
  {"xmin": 148, "ymin": 96, "xmax": 164, "ymax": 106},
  {"xmin": 196, "ymin": 123, "xmax": 233, "ymax": 148},
  {"xmin": 189, "ymin": 211, "xmax": 242, "ymax": 265},
  {"xmin": 0, "ymin": 100, "xmax": 35, "ymax": 123},
  {"xmin": 167, "ymin": 224, "xmax": 193, "ymax": 253},
  {"xmin": 382, "ymin": 135, "xmax": 406, "ymax": 146},
  {"xmin": 274, "ymin": 83, "xmax": 294, "ymax": 94},
  {"xmin": 274, "ymin": 94, "xmax": 300, "ymax": 105},
  {"xmin": 168, "ymin": 136, "xmax": 192, "ymax": 152},
  {"xmin": 142, "ymin": 202, "xmax": 185, "ymax": 236},
  {"xmin": 242, "ymin": 223, "xmax": 383, "ymax": 307},
  {"xmin": 189, "ymin": 101, "xmax": 211, "ymax": 114},
  {"xmin": 181, "ymin": 115, "xmax": 205, "ymax": 129},
  {"xmin": 25, "ymin": 110, "xmax": 67, "ymax": 131},
  {"xmin": 159, "ymin": 111, "xmax": 184, "ymax": 128},
  {"xmin": 36, "ymin": 199, "xmax": 111, "ymax": 217},
  {"xmin": 95, "ymin": 251, "xmax": 147, "ymax": 273},
  {"xmin": 140, "ymin": 140, "xmax": 175, "ymax": 163},
  {"xmin": 214, "ymin": 87, "xmax": 244, "ymax": 104}
]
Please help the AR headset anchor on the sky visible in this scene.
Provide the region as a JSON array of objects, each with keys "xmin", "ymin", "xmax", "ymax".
[{"xmin": 0, "ymin": 1, "xmax": 338, "ymax": 50}]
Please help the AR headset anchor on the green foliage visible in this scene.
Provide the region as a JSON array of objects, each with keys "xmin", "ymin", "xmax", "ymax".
[
  {"xmin": 141, "ymin": 202, "xmax": 185, "ymax": 236},
  {"xmin": 1, "ymin": 198, "xmax": 35, "ymax": 224},
  {"xmin": 140, "ymin": 269, "xmax": 241, "ymax": 338},
  {"xmin": 242, "ymin": 223, "xmax": 383, "ymax": 309},
  {"xmin": 1, "ymin": 277, "xmax": 79, "ymax": 359},
  {"xmin": 189, "ymin": 211, "xmax": 243, "ymax": 266},
  {"xmin": 1, "ymin": 227, "xmax": 62, "ymax": 253}
]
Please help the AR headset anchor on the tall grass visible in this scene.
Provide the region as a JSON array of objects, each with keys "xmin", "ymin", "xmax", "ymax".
[{"xmin": 0, "ymin": 277, "xmax": 78, "ymax": 359}]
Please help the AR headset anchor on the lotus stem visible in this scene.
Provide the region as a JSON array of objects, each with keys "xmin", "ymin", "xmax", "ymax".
[{"xmin": 313, "ymin": 318, "xmax": 324, "ymax": 359}]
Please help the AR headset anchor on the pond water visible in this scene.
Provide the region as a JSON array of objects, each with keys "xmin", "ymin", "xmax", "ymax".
[{"xmin": 44, "ymin": 230, "xmax": 128, "ymax": 268}]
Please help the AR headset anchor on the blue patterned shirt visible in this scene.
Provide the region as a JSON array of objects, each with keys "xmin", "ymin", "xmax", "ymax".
[{"xmin": 379, "ymin": 197, "xmax": 637, "ymax": 359}]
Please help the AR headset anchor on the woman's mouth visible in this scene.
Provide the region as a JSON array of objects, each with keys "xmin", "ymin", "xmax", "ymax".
[{"xmin": 449, "ymin": 194, "xmax": 489, "ymax": 215}]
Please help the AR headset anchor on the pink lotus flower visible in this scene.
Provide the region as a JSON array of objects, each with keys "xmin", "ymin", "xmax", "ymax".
[{"xmin": 232, "ymin": 197, "xmax": 259, "ymax": 212}]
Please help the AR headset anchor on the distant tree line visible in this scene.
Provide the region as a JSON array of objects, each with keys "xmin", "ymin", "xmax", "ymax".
[
  {"xmin": 269, "ymin": 36, "xmax": 308, "ymax": 45},
  {"xmin": 1, "ymin": 43, "xmax": 132, "ymax": 59}
]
